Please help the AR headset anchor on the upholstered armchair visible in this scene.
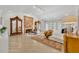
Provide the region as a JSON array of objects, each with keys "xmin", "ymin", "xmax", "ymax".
[
  {"xmin": 64, "ymin": 34, "xmax": 79, "ymax": 53},
  {"xmin": 44, "ymin": 30, "xmax": 53, "ymax": 39}
]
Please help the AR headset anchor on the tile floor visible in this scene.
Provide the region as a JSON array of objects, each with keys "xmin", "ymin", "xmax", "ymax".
[{"xmin": 9, "ymin": 34, "xmax": 63, "ymax": 53}]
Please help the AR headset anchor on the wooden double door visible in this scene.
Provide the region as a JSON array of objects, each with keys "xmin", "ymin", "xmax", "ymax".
[{"xmin": 10, "ymin": 16, "xmax": 22, "ymax": 35}]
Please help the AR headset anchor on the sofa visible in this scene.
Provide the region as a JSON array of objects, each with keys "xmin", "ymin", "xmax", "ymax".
[{"xmin": 49, "ymin": 30, "xmax": 64, "ymax": 44}]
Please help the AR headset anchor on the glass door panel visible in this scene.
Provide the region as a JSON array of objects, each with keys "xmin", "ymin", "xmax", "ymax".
[
  {"xmin": 12, "ymin": 20, "xmax": 16, "ymax": 33},
  {"xmin": 18, "ymin": 20, "xmax": 21, "ymax": 32}
]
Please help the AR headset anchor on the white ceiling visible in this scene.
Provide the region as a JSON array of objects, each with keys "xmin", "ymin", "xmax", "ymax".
[{"xmin": 0, "ymin": 5, "xmax": 78, "ymax": 21}]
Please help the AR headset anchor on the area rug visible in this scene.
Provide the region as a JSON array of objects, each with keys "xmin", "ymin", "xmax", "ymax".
[{"xmin": 31, "ymin": 35, "xmax": 63, "ymax": 51}]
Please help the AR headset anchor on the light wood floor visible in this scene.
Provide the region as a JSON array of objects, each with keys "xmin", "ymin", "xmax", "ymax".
[{"xmin": 9, "ymin": 34, "xmax": 63, "ymax": 53}]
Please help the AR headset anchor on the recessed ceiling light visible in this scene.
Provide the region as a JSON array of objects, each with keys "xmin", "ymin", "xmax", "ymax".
[{"xmin": 33, "ymin": 5, "xmax": 44, "ymax": 13}]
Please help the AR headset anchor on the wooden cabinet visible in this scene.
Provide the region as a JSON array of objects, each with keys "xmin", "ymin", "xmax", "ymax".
[
  {"xmin": 10, "ymin": 16, "xmax": 22, "ymax": 35},
  {"xmin": 64, "ymin": 34, "xmax": 79, "ymax": 53},
  {"xmin": 24, "ymin": 16, "xmax": 33, "ymax": 33}
]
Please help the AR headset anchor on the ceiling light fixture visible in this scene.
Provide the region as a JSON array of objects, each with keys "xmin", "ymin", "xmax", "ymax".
[{"xmin": 33, "ymin": 5, "xmax": 44, "ymax": 13}]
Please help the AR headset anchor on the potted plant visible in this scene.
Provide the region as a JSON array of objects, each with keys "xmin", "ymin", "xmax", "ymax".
[{"xmin": 0, "ymin": 26, "xmax": 7, "ymax": 36}]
